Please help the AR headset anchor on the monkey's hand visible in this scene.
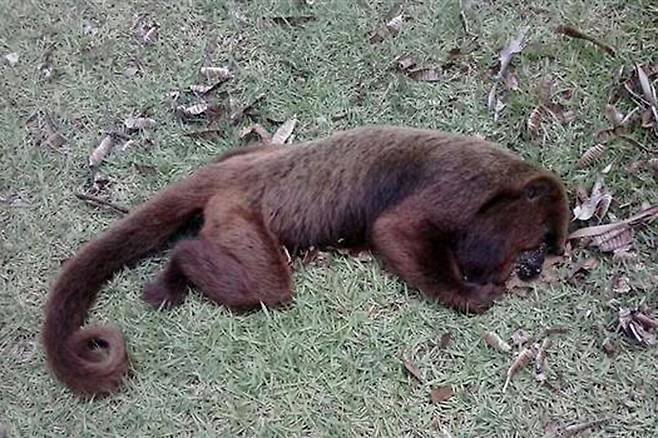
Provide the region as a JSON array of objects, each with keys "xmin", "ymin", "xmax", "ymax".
[{"xmin": 460, "ymin": 283, "xmax": 505, "ymax": 314}]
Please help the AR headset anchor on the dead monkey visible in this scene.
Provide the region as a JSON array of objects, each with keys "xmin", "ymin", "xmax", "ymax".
[{"xmin": 43, "ymin": 126, "xmax": 569, "ymax": 396}]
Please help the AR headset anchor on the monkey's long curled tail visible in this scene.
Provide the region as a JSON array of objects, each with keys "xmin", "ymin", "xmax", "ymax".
[{"xmin": 43, "ymin": 169, "xmax": 218, "ymax": 396}]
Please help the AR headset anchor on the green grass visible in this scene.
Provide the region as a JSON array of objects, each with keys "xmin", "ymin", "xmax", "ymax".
[{"xmin": 1, "ymin": 0, "xmax": 657, "ymax": 436}]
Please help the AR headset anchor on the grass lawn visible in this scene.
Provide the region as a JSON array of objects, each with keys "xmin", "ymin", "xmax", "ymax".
[{"xmin": 1, "ymin": 0, "xmax": 657, "ymax": 436}]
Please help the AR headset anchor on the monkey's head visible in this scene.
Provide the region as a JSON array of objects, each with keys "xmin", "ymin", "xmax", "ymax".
[{"xmin": 454, "ymin": 173, "xmax": 568, "ymax": 286}]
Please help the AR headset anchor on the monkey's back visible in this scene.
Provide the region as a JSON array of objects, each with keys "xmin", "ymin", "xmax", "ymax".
[{"xmin": 228, "ymin": 126, "xmax": 540, "ymax": 249}]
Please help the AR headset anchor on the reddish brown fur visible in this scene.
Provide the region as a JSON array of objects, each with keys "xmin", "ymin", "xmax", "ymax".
[{"xmin": 43, "ymin": 126, "xmax": 569, "ymax": 396}]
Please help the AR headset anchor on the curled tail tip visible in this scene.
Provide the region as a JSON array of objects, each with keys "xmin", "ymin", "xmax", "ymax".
[{"xmin": 45, "ymin": 324, "xmax": 129, "ymax": 397}]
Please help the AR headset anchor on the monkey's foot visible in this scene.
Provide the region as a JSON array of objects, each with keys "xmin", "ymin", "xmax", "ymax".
[{"xmin": 142, "ymin": 280, "xmax": 187, "ymax": 310}]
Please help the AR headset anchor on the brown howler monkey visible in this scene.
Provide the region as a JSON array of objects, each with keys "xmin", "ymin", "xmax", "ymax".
[{"xmin": 43, "ymin": 126, "xmax": 569, "ymax": 396}]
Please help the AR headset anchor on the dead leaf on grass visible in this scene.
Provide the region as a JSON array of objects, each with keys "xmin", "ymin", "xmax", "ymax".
[
  {"xmin": 555, "ymin": 25, "xmax": 616, "ymax": 57},
  {"xmin": 502, "ymin": 345, "xmax": 537, "ymax": 392},
  {"xmin": 240, "ymin": 124, "xmax": 272, "ymax": 143},
  {"xmin": 495, "ymin": 26, "xmax": 529, "ymax": 80},
  {"xmin": 572, "ymin": 176, "xmax": 612, "ymax": 222},
  {"xmin": 175, "ymin": 102, "xmax": 223, "ymax": 122},
  {"xmin": 430, "ymin": 386, "xmax": 454, "ymax": 403},
  {"xmin": 89, "ymin": 135, "xmax": 115, "ymax": 168},
  {"xmin": 369, "ymin": 11, "xmax": 405, "ymax": 43},
  {"xmin": 566, "ymin": 256, "xmax": 599, "ymax": 283},
  {"xmin": 396, "ymin": 55, "xmax": 442, "ymax": 82},
  {"xmin": 601, "ymin": 337, "xmax": 617, "ymax": 357},
  {"xmin": 611, "ymin": 274, "xmax": 631, "ymax": 294},
  {"xmin": 230, "ymin": 94, "xmax": 266, "ymax": 125},
  {"xmin": 577, "ymin": 143, "xmax": 607, "ymax": 168},
  {"xmin": 403, "ymin": 358, "xmax": 423, "ymax": 382},
  {"xmin": 41, "ymin": 112, "xmax": 68, "ymax": 150},
  {"xmin": 534, "ymin": 338, "xmax": 551, "ymax": 382},
  {"xmin": 124, "ymin": 116, "xmax": 156, "ymax": 131},
  {"xmin": 618, "ymin": 307, "xmax": 657, "ymax": 346},
  {"xmin": 484, "ymin": 331, "xmax": 512, "ymax": 353},
  {"xmin": 438, "ymin": 332, "xmax": 452, "ymax": 349},
  {"xmin": 547, "ymin": 418, "xmax": 609, "ymax": 437},
  {"xmin": 4, "ymin": 52, "xmax": 19, "ymax": 66},
  {"xmin": 39, "ymin": 44, "xmax": 55, "ymax": 80},
  {"xmin": 269, "ymin": 15, "xmax": 317, "ymax": 26},
  {"xmin": 272, "ymin": 118, "xmax": 297, "ymax": 144},
  {"xmin": 511, "ymin": 329, "xmax": 530, "ymax": 347},
  {"xmin": 133, "ymin": 14, "xmax": 158, "ymax": 45}
]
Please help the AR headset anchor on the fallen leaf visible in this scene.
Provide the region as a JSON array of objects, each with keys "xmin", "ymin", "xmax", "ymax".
[
  {"xmin": 396, "ymin": 55, "xmax": 417, "ymax": 71},
  {"xmin": 4, "ymin": 52, "xmax": 19, "ymax": 66},
  {"xmin": 569, "ymin": 204, "xmax": 658, "ymax": 241},
  {"xmin": 555, "ymin": 25, "xmax": 616, "ymax": 57},
  {"xmin": 495, "ymin": 26, "xmax": 529, "ymax": 80},
  {"xmin": 601, "ymin": 337, "xmax": 617, "ymax": 357},
  {"xmin": 89, "ymin": 135, "xmax": 115, "ymax": 168},
  {"xmin": 430, "ymin": 386, "xmax": 453, "ymax": 403},
  {"xmin": 200, "ymin": 66, "xmax": 233, "ymax": 83},
  {"xmin": 269, "ymin": 15, "xmax": 316, "ymax": 26},
  {"xmin": 593, "ymin": 225, "xmax": 633, "ymax": 253},
  {"xmin": 403, "ymin": 358, "xmax": 423, "ymax": 382},
  {"xmin": 124, "ymin": 116, "xmax": 156, "ymax": 131},
  {"xmin": 511, "ymin": 329, "xmax": 530, "ymax": 347},
  {"xmin": 272, "ymin": 118, "xmax": 297, "ymax": 144},
  {"xmin": 526, "ymin": 106, "xmax": 545, "ymax": 138},
  {"xmin": 438, "ymin": 332, "xmax": 452, "ymax": 349},
  {"xmin": 369, "ymin": 12, "xmax": 404, "ymax": 43},
  {"xmin": 551, "ymin": 418, "xmax": 609, "ymax": 437},
  {"xmin": 636, "ymin": 64, "xmax": 658, "ymax": 108},
  {"xmin": 503, "ymin": 345, "xmax": 537, "ymax": 392},
  {"xmin": 41, "ymin": 112, "xmax": 67, "ymax": 150},
  {"xmin": 566, "ymin": 257, "xmax": 599, "ymax": 282},
  {"xmin": 504, "ymin": 71, "xmax": 519, "ymax": 91},
  {"xmin": 611, "ymin": 274, "xmax": 631, "ymax": 294},
  {"xmin": 604, "ymin": 104, "xmax": 624, "ymax": 126},
  {"xmin": 175, "ymin": 102, "xmax": 223, "ymax": 121},
  {"xmin": 577, "ymin": 143, "xmax": 607, "ymax": 168},
  {"xmin": 618, "ymin": 307, "xmax": 657, "ymax": 346},
  {"xmin": 572, "ymin": 176, "xmax": 612, "ymax": 222},
  {"xmin": 534, "ymin": 338, "xmax": 551, "ymax": 382},
  {"xmin": 230, "ymin": 94, "xmax": 266, "ymax": 125},
  {"xmin": 484, "ymin": 331, "xmax": 512, "ymax": 353},
  {"xmin": 74, "ymin": 192, "xmax": 129, "ymax": 214},
  {"xmin": 406, "ymin": 67, "xmax": 442, "ymax": 82},
  {"xmin": 133, "ymin": 14, "xmax": 158, "ymax": 45},
  {"xmin": 239, "ymin": 124, "xmax": 272, "ymax": 143}
]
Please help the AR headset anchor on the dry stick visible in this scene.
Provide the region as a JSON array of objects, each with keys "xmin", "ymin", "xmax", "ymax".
[
  {"xmin": 556, "ymin": 25, "xmax": 616, "ymax": 57},
  {"xmin": 74, "ymin": 192, "xmax": 129, "ymax": 214}
]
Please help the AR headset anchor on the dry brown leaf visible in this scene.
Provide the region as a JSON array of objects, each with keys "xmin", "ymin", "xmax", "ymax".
[
  {"xmin": 572, "ymin": 176, "xmax": 612, "ymax": 222},
  {"xmin": 496, "ymin": 26, "xmax": 529, "ymax": 80},
  {"xmin": 272, "ymin": 118, "xmax": 297, "ymax": 144},
  {"xmin": 438, "ymin": 332, "xmax": 452, "ymax": 349},
  {"xmin": 601, "ymin": 337, "xmax": 617, "ymax": 357},
  {"xmin": 637, "ymin": 64, "xmax": 658, "ymax": 108},
  {"xmin": 569, "ymin": 204, "xmax": 658, "ymax": 242},
  {"xmin": 511, "ymin": 329, "xmax": 530, "ymax": 347},
  {"xmin": 484, "ymin": 331, "xmax": 512, "ymax": 353},
  {"xmin": 604, "ymin": 104, "xmax": 624, "ymax": 126},
  {"xmin": 406, "ymin": 67, "xmax": 442, "ymax": 82},
  {"xmin": 239, "ymin": 124, "xmax": 272, "ymax": 143},
  {"xmin": 534, "ymin": 338, "xmax": 551, "ymax": 382},
  {"xmin": 555, "ymin": 25, "xmax": 616, "ymax": 56},
  {"xmin": 189, "ymin": 84, "xmax": 215, "ymax": 95},
  {"xmin": 269, "ymin": 15, "xmax": 316, "ymax": 26},
  {"xmin": 124, "ymin": 116, "xmax": 156, "ymax": 131},
  {"xmin": 593, "ymin": 225, "xmax": 633, "ymax": 253},
  {"xmin": 566, "ymin": 256, "xmax": 599, "ymax": 282},
  {"xmin": 502, "ymin": 345, "xmax": 537, "ymax": 392},
  {"xmin": 403, "ymin": 358, "xmax": 423, "ymax": 382},
  {"xmin": 526, "ymin": 106, "xmax": 545, "ymax": 138},
  {"xmin": 230, "ymin": 94, "xmax": 265, "ymax": 125},
  {"xmin": 200, "ymin": 66, "xmax": 233, "ymax": 83},
  {"xmin": 618, "ymin": 307, "xmax": 657, "ymax": 346},
  {"xmin": 611, "ymin": 274, "xmax": 631, "ymax": 294},
  {"xmin": 396, "ymin": 55, "xmax": 417, "ymax": 71},
  {"xmin": 577, "ymin": 143, "xmax": 607, "ymax": 168},
  {"xmin": 41, "ymin": 112, "xmax": 67, "ymax": 150},
  {"xmin": 89, "ymin": 135, "xmax": 115, "ymax": 168},
  {"xmin": 369, "ymin": 12, "xmax": 404, "ymax": 43},
  {"xmin": 4, "ymin": 52, "xmax": 19, "ymax": 66},
  {"xmin": 504, "ymin": 71, "xmax": 519, "ymax": 91},
  {"xmin": 430, "ymin": 386, "xmax": 453, "ymax": 403}
]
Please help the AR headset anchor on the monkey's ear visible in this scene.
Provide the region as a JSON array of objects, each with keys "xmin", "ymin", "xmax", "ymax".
[{"xmin": 522, "ymin": 176, "xmax": 556, "ymax": 201}]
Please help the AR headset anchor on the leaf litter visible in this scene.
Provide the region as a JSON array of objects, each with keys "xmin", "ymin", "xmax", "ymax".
[
  {"xmin": 555, "ymin": 25, "xmax": 616, "ymax": 57},
  {"xmin": 395, "ymin": 55, "xmax": 442, "ymax": 82},
  {"xmin": 572, "ymin": 176, "xmax": 612, "ymax": 222}
]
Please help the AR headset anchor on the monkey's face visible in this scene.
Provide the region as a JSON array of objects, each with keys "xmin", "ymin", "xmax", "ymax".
[{"xmin": 454, "ymin": 176, "xmax": 567, "ymax": 286}]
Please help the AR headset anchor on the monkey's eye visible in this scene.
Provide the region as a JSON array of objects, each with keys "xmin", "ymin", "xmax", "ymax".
[{"xmin": 524, "ymin": 183, "xmax": 545, "ymax": 201}]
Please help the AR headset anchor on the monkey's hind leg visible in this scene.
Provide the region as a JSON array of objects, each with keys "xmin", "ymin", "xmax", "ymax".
[{"xmin": 143, "ymin": 192, "xmax": 292, "ymax": 312}]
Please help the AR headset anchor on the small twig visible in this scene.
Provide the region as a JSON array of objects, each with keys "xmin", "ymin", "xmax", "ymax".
[
  {"xmin": 74, "ymin": 192, "xmax": 129, "ymax": 214},
  {"xmin": 556, "ymin": 25, "xmax": 616, "ymax": 57}
]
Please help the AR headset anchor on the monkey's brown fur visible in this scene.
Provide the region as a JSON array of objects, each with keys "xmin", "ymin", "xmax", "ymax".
[{"xmin": 43, "ymin": 126, "xmax": 569, "ymax": 396}]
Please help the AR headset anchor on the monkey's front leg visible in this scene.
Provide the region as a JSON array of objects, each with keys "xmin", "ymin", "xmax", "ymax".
[{"xmin": 371, "ymin": 208, "xmax": 503, "ymax": 314}]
